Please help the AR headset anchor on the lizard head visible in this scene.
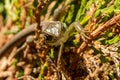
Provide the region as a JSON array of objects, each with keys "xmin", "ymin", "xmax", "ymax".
[{"xmin": 41, "ymin": 21, "xmax": 67, "ymax": 46}]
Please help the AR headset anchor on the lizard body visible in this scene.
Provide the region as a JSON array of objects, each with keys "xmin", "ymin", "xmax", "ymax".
[{"xmin": 0, "ymin": 23, "xmax": 37, "ymax": 57}]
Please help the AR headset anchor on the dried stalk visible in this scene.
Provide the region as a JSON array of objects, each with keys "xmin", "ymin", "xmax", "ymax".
[{"xmin": 77, "ymin": 14, "xmax": 120, "ymax": 53}]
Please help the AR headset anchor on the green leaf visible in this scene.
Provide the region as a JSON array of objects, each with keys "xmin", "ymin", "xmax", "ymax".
[
  {"xmin": 38, "ymin": 62, "xmax": 48, "ymax": 80},
  {"xmin": 12, "ymin": 58, "xmax": 18, "ymax": 66},
  {"xmin": 75, "ymin": 0, "xmax": 87, "ymax": 21},
  {"xmin": 97, "ymin": 0, "xmax": 106, "ymax": 9},
  {"xmin": 94, "ymin": 9, "xmax": 101, "ymax": 17},
  {"xmin": 65, "ymin": 4, "xmax": 75, "ymax": 24},
  {"xmin": 0, "ymin": 3, "xmax": 4, "ymax": 13},
  {"xmin": 48, "ymin": 48, "xmax": 56, "ymax": 59},
  {"xmin": 107, "ymin": 32, "xmax": 114, "ymax": 38},
  {"xmin": 33, "ymin": 0, "xmax": 38, "ymax": 8},
  {"xmin": 80, "ymin": 15, "xmax": 91, "ymax": 26},
  {"xmin": 101, "ymin": 5, "xmax": 114, "ymax": 16},
  {"xmin": 100, "ymin": 55, "xmax": 109, "ymax": 63},
  {"xmin": 17, "ymin": 70, "xmax": 24, "ymax": 78},
  {"xmin": 109, "ymin": 71, "xmax": 115, "ymax": 80},
  {"xmin": 3, "ymin": 27, "xmax": 20, "ymax": 35},
  {"xmin": 105, "ymin": 35, "xmax": 120, "ymax": 45},
  {"xmin": 90, "ymin": 45, "xmax": 103, "ymax": 55},
  {"xmin": 117, "ymin": 64, "xmax": 120, "ymax": 68}
]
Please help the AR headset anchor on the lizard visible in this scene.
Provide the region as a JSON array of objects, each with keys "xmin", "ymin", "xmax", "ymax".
[
  {"xmin": 0, "ymin": 21, "xmax": 90, "ymax": 57},
  {"xmin": 0, "ymin": 21, "xmax": 90, "ymax": 63}
]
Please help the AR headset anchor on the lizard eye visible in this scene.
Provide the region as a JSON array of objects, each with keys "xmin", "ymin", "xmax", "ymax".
[{"xmin": 44, "ymin": 34, "xmax": 55, "ymax": 42}]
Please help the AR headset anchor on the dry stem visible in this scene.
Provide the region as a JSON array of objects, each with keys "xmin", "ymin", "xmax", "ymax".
[{"xmin": 77, "ymin": 14, "xmax": 120, "ymax": 53}]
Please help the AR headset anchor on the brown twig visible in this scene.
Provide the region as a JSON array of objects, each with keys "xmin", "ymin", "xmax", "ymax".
[{"xmin": 77, "ymin": 14, "xmax": 120, "ymax": 54}]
